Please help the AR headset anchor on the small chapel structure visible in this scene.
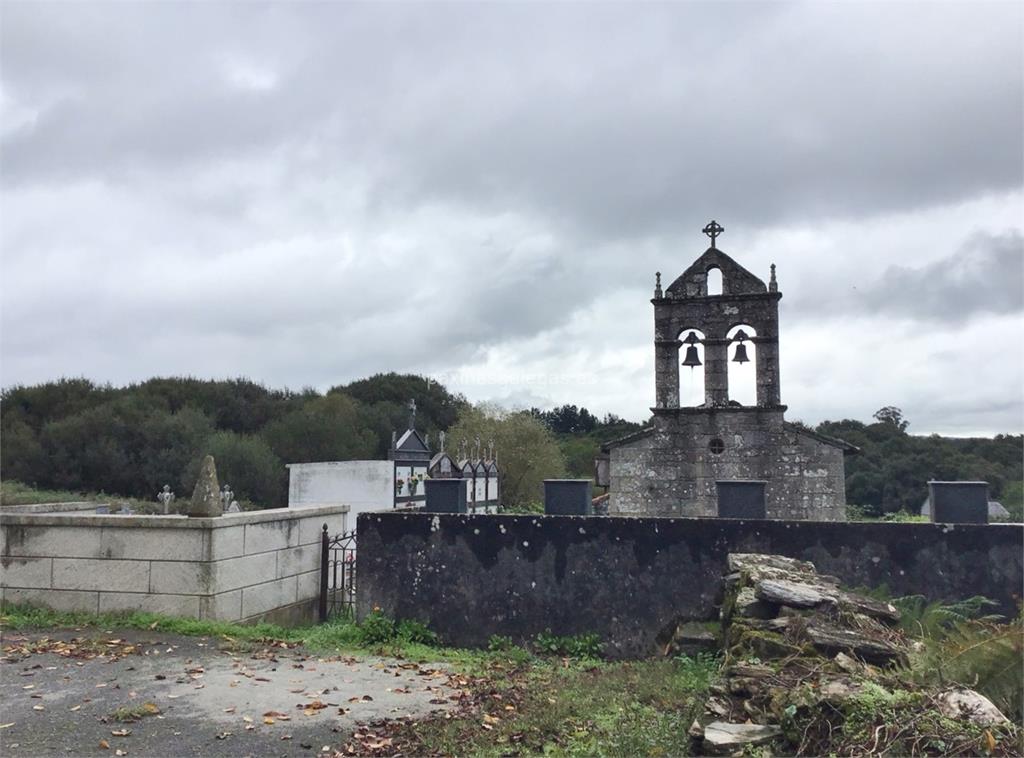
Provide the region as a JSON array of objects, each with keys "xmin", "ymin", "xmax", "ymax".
[{"xmin": 600, "ymin": 221, "xmax": 856, "ymax": 520}]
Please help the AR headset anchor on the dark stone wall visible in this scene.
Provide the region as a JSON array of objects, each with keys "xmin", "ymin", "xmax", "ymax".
[{"xmin": 357, "ymin": 511, "xmax": 1024, "ymax": 658}]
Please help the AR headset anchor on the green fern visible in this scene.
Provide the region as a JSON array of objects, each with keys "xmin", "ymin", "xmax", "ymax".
[
  {"xmin": 892, "ymin": 594, "xmax": 1004, "ymax": 638},
  {"xmin": 903, "ymin": 617, "xmax": 1023, "ymax": 722}
]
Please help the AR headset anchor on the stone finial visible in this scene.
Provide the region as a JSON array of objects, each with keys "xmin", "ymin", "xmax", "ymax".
[
  {"xmin": 439, "ymin": 430, "xmax": 446, "ymax": 452},
  {"xmin": 391, "ymin": 430, "xmax": 397, "ymax": 448},
  {"xmin": 183, "ymin": 455, "xmax": 223, "ymax": 517},
  {"xmin": 156, "ymin": 484, "xmax": 175, "ymax": 515},
  {"xmin": 407, "ymin": 398, "xmax": 417, "ymax": 429},
  {"xmin": 425, "ymin": 433, "xmax": 430, "ymax": 448},
  {"xmin": 654, "ymin": 271, "xmax": 663, "ymax": 299},
  {"xmin": 769, "ymin": 263, "xmax": 778, "ymax": 293}
]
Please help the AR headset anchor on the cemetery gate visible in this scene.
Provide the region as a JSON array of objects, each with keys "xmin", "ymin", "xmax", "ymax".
[{"xmin": 318, "ymin": 524, "xmax": 357, "ymax": 621}]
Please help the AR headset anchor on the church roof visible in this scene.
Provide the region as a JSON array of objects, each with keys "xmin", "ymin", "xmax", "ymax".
[
  {"xmin": 785, "ymin": 423, "xmax": 860, "ymax": 454},
  {"xmin": 665, "ymin": 247, "xmax": 769, "ymax": 298}
]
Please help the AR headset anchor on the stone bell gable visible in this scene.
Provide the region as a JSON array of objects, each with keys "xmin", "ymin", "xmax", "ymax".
[{"xmin": 605, "ymin": 220, "xmax": 855, "ymax": 521}]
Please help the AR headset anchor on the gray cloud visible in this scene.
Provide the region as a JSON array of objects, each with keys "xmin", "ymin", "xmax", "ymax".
[
  {"xmin": 861, "ymin": 232, "xmax": 1023, "ymax": 322},
  {"xmin": 1, "ymin": 2, "xmax": 1022, "ymax": 433}
]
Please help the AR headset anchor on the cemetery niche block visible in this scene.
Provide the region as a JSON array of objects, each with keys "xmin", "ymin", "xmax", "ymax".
[
  {"xmin": 424, "ymin": 478, "xmax": 468, "ymax": 514},
  {"xmin": 544, "ymin": 479, "xmax": 593, "ymax": 516},
  {"xmin": 716, "ymin": 480, "xmax": 767, "ymax": 519},
  {"xmin": 928, "ymin": 481, "xmax": 989, "ymax": 524}
]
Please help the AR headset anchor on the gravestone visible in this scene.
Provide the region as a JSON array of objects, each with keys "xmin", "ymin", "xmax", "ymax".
[
  {"xmin": 928, "ymin": 481, "xmax": 988, "ymax": 524},
  {"xmin": 424, "ymin": 478, "xmax": 467, "ymax": 513},
  {"xmin": 717, "ymin": 480, "xmax": 767, "ymax": 519},
  {"xmin": 544, "ymin": 479, "xmax": 593, "ymax": 515},
  {"xmin": 156, "ymin": 485, "xmax": 175, "ymax": 515},
  {"xmin": 181, "ymin": 455, "xmax": 223, "ymax": 517}
]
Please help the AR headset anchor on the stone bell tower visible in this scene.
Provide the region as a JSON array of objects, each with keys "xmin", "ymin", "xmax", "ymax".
[
  {"xmin": 601, "ymin": 220, "xmax": 854, "ymax": 521},
  {"xmin": 654, "ymin": 220, "xmax": 782, "ymax": 410}
]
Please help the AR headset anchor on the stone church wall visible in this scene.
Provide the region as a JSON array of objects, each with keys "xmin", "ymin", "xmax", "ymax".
[{"xmin": 608, "ymin": 409, "xmax": 847, "ymax": 520}]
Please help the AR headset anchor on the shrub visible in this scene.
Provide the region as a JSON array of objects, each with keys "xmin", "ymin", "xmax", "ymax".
[
  {"xmin": 534, "ymin": 629, "xmax": 602, "ymax": 658},
  {"xmin": 357, "ymin": 610, "xmax": 396, "ymax": 645}
]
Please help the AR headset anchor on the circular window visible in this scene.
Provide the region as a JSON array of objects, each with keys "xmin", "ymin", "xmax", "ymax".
[{"xmin": 708, "ymin": 438, "xmax": 725, "ymax": 455}]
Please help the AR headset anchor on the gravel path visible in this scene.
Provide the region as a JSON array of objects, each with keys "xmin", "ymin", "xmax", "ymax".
[{"xmin": 0, "ymin": 629, "xmax": 457, "ymax": 757}]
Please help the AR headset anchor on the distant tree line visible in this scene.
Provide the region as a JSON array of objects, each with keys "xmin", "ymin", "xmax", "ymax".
[
  {"xmin": 0, "ymin": 374, "xmax": 466, "ymax": 507},
  {"xmin": 1, "ymin": 378, "xmax": 1020, "ymax": 519}
]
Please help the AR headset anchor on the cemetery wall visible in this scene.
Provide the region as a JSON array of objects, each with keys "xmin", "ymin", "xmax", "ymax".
[
  {"xmin": 357, "ymin": 511, "xmax": 1024, "ymax": 658},
  {"xmin": 1, "ymin": 505, "xmax": 348, "ymax": 625}
]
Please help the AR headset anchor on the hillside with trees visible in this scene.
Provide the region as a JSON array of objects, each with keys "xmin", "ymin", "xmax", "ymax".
[{"xmin": 1, "ymin": 377, "xmax": 1020, "ymax": 518}]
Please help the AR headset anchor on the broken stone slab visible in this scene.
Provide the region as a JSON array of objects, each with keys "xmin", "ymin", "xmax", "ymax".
[
  {"xmin": 756, "ymin": 578, "xmax": 831, "ymax": 608},
  {"xmin": 703, "ymin": 722, "xmax": 781, "ymax": 754},
  {"xmin": 728, "ymin": 553, "xmax": 816, "ymax": 576},
  {"xmin": 836, "ymin": 591, "xmax": 900, "ymax": 623},
  {"xmin": 732, "ymin": 587, "xmax": 777, "ymax": 619},
  {"xmin": 805, "ymin": 623, "xmax": 904, "ymax": 665},
  {"xmin": 182, "ymin": 454, "xmax": 223, "ymax": 518},
  {"xmin": 662, "ymin": 621, "xmax": 719, "ymax": 656},
  {"xmin": 936, "ymin": 688, "xmax": 1010, "ymax": 727}
]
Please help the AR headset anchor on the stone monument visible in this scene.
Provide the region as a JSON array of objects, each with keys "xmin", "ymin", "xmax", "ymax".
[{"xmin": 182, "ymin": 455, "xmax": 223, "ymax": 517}]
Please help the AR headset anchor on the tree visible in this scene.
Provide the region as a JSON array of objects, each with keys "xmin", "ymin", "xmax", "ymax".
[
  {"xmin": 447, "ymin": 404, "xmax": 566, "ymax": 508},
  {"xmin": 184, "ymin": 431, "xmax": 285, "ymax": 507},
  {"xmin": 872, "ymin": 406, "xmax": 909, "ymax": 432},
  {"xmin": 263, "ymin": 393, "xmax": 376, "ymax": 464}
]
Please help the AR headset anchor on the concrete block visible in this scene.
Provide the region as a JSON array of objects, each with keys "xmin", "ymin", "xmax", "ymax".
[
  {"xmin": 544, "ymin": 480, "xmax": 593, "ymax": 515},
  {"xmin": 717, "ymin": 480, "xmax": 768, "ymax": 519},
  {"xmin": 99, "ymin": 592, "xmax": 201, "ymax": 617},
  {"xmin": 0, "ymin": 557, "xmax": 52, "ymax": 589},
  {"xmin": 241, "ymin": 576, "xmax": 297, "ymax": 618},
  {"xmin": 100, "ymin": 527, "xmax": 204, "ymax": 561},
  {"xmin": 296, "ymin": 568, "xmax": 321, "ymax": 602},
  {"xmin": 149, "ymin": 561, "xmax": 213, "ymax": 595},
  {"xmin": 424, "ymin": 479, "xmax": 467, "ymax": 513},
  {"xmin": 201, "ymin": 590, "xmax": 242, "ymax": 621},
  {"xmin": 213, "ymin": 553, "xmax": 277, "ymax": 593},
  {"xmin": 52, "ymin": 558, "xmax": 150, "ymax": 593},
  {"xmin": 277, "ymin": 545, "xmax": 319, "ymax": 579},
  {"xmin": 208, "ymin": 525, "xmax": 245, "ymax": 560},
  {"xmin": 1, "ymin": 525, "xmax": 102, "ymax": 559},
  {"xmin": 929, "ymin": 481, "xmax": 989, "ymax": 524},
  {"xmin": 3, "ymin": 587, "xmax": 99, "ymax": 613},
  {"xmin": 245, "ymin": 520, "xmax": 300, "ymax": 554}
]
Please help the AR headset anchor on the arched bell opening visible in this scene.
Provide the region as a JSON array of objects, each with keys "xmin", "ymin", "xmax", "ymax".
[
  {"xmin": 706, "ymin": 266, "xmax": 723, "ymax": 296},
  {"xmin": 726, "ymin": 324, "xmax": 757, "ymax": 406},
  {"xmin": 678, "ymin": 328, "xmax": 706, "ymax": 407}
]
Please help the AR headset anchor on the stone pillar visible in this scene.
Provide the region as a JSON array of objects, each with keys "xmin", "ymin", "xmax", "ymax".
[
  {"xmin": 704, "ymin": 339, "xmax": 729, "ymax": 406},
  {"xmin": 654, "ymin": 339, "xmax": 681, "ymax": 409},
  {"xmin": 424, "ymin": 478, "xmax": 467, "ymax": 513},
  {"xmin": 544, "ymin": 479, "xmax": 593, "ymax": 515},
  {"xmin": 755, "ymin": 338, "xmax": 781, "ymax": 407}
]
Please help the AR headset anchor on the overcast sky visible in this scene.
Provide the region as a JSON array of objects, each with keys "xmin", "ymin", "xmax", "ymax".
[{"xmin": 2, "ymin": 1, "xmax": 1022, "ymax": 436}]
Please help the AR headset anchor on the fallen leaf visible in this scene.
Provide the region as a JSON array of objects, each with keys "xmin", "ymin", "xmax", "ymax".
[
  {"xmin": 32, "ymin": 705, "xmax": 44, "ymax": 711},
  {"xmin": 115, "ymin": 750, "xmax": 127, "ymax": 756},
  {"xmin": 985, "ymin": 730, "xmax": 997, "ymax": 753},
  {"xmin": 110, "ymin": 729, "xmax": 131, "ymax": 737},
  {"xmin": 263, "ymin": 717, "xmax": 275, "ymax": 725},
  {"xmin": 215, "ymin": 732, "xmax": 232, "ymax": 740},
  {"xmin": 223, "ymin": 707, "xmax": 236, "ymax": 714},
  {"xmin": 242, "ymin": 716, "xmax": 253, "ymax": 723},
  {"xmin": 70, "ymin": 705, "xmax": 82, "ymax": 712},
  {"xmin": 0, "ymin": 723, "xmax": 14, "ymax": 729},
  {"xmin": 281, "ymin": 734, "xmax": 292, "ymax": 740},
  {"xmin": 99, "ymin": 739, "xmax": 110, "ymax": 749},
  {"xmin": 141, "ymin": 703, "xmax": 159, "ymax": 715}
]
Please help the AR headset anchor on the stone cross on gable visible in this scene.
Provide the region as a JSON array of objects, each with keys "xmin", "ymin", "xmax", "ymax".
[
  {"xmin": 439, "ymin": 430, "xmax": 446, "ymax": 452},
  {"xmin": 407, "ymin": 398, "xmax": 416, "ymax": 429},
  {"xmin": 702, "ymin": 219, "xmax": 724, "ymax": 248}
]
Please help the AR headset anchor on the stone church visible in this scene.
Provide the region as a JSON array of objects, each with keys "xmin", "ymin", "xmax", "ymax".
[{"xmin": 601, "ymin": 221, "xmax": 856, "ymax": 520}]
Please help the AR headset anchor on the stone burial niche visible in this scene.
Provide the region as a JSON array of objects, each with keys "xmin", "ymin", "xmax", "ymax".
[{"xmin": 601, "ymin": 221, "xmax": 857, "ymax": 520}]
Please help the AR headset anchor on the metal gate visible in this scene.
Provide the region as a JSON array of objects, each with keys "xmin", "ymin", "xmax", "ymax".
[{"xmin": 318, "ymin": 524, "xmax": 356, "ymax": 622}]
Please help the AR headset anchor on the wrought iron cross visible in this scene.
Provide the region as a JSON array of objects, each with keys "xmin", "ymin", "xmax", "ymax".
[{"xmin": 702, "ymin": 220, "xmax": 724, "ymax": 248}]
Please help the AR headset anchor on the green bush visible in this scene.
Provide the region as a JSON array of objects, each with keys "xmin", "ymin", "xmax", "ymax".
[
  {"xmin": 357, "ymin": 609, "xmax": 397, "ymax": 645},
  {"xmin": 396, "ymin": 618, "xmax": 439, "ymax": 646},
  {"xmin": 534, "ymin": 629, "xmax": 602, "ymax": 658}
]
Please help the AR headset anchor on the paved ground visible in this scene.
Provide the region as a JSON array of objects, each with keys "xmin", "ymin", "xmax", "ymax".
[{"xmin": 0, "ymin": 629, "xmax": 457, "ymax": 757}]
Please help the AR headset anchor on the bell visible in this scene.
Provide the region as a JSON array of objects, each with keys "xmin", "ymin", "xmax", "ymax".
[
  {"xmin": 732, "ymin": 343, "xmax": 750, "ymax": 364},
  {"xmin": 682, "ymin": 345, "xmax": 702, "ymax": 368}
]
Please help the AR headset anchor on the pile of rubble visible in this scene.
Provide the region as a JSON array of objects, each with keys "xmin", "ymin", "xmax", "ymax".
[{"xmin": 689, "ymin": 554, "xmax": 1016, "ymax": 756}]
